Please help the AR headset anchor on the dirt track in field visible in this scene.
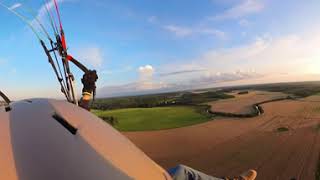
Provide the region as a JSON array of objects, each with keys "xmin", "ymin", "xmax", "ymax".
[{"xmin": 124, "ymin": 93, "xmax": 320, "ymax": 180}]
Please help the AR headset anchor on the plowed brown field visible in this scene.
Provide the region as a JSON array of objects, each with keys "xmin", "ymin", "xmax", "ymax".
[
  {"xmin": 124, "ymin": 94, "xmax": 320, "ymax": 180},
  {"xmin": 208, "ymin": 91, "xmax": 287, "ymax": 114}
]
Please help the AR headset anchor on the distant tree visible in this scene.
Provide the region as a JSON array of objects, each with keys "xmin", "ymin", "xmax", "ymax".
[
  {"xmin": 102, "ymin": 116, "xmax": 118, "ymax": 126},
  {"xmin": 238, "ymin": 91, "xmax": 249, "ymax": 95}
]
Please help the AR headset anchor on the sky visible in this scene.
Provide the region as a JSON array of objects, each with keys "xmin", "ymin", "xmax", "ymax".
[{"xmin": 0, "ymin": 0, "xmax": 320, "ymax": 99}]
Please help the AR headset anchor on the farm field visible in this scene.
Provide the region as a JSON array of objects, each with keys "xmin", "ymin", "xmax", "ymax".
[
  {"xmin": 208, "ymin": 91, "xmax": 287, "ymax": 114},
  {"xmin": 124, "ymin": 94, "xmax": 320, "ymax": 180},
  {"xmin": 93, "ymin": 106, "xmax": 210, "ymax": 131}
]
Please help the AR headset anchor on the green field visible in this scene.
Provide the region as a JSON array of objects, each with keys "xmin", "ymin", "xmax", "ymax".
[{"xmin": 93, "ymin": 106, "xmax": 211, "ymax": 131}]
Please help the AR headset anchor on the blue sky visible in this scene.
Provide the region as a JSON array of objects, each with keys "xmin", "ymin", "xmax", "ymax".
[{"xmin": 0, "ymin": 0, "xmax": 320, "ymax": 99}]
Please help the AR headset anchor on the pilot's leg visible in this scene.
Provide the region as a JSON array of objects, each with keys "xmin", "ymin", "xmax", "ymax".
[
  {"xmin": 79, "ymin": 92, "xmax": 92, "ymax": 110},
  {"xmin": 168, "ymin": 165, "xmax": 223, "ymax": 180},
  {"xmin": 168, "ymin": 165, "xmax": 257, "ymax": 180}
]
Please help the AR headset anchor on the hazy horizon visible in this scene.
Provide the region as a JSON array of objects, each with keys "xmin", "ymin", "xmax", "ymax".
[{"xmin": 3, "ymin": 79, "xmax": 320, "ymax": 101}]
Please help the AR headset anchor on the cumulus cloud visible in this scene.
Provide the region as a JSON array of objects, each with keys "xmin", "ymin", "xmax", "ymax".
[
  {"xmin": 211, "ymin": 0, "xmax": 264, "ymax": 20},
  {"xmin": 99, "ymin": 62, "xmax": 262, "ymax": 97},
  {"xmin": 97, "ymin": 69, "xmax": 261, "ymax": 97},
  {"xmin": 138, "ymin": 65, "xmax": 155, "ymax": 81},
  {"xmin": 77, "ymin": 46, "xmax": 104, "ymax": 68}
]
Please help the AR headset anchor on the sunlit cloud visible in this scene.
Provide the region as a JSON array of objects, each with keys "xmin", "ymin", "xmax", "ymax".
[
  {"xmin": 98, "ymin": 27, "xmax": 320, "ymax": 97},
  {"xmin": 173, "ymin": 29, "xmax": 320, "ymax": 80},
  {"xmin": 138, "ymin": 65, "xmax": 155, "ymax": 81}
]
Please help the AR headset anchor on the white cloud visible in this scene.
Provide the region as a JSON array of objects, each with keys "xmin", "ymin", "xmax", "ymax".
[
  {"xmin": 97, "ymin": 69, "xmax": 261, "ymax": 97},
  {"xmin": 138, "ymin": 65, "xmax": 155, "ymax": 81},
  {"xmin": 76, "ymin": 46, "xmax": 104, "ymax": 68},
  {"xmin": 164, "ymin": 25, "xmax": 226, "ymax": 38},
  {"xmin": 9, "ymin": 3, "xmax": 22, "ymax": 10},
  {"xmin": 212, "ymin": 0, "xmax": 264, "ymax": 20},
  {"xmin": 183, "ymin": 29, "xmax": 320, "ymax": 78},
  {"xmin": 163, "ymin": 25, "xmax": 193, "ymax": 37},
  {"xmin": 192, "ymin": 70, "xmax": 263, "ymax": 87},
  {"xmin": 98, "ymin": 65, "xmax": 170, "ymax": 93},
  {"xmin": 157, "ymin": 27, "xmax": 320, "ymax": 88},
  {"xmin": 98, "ymin": 65, "xmax": 167, "ymax": 96}
]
